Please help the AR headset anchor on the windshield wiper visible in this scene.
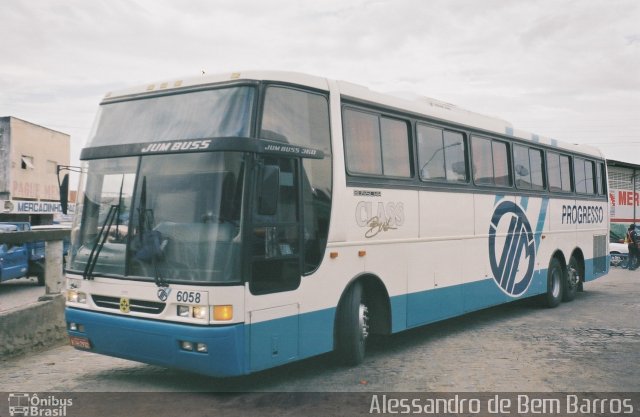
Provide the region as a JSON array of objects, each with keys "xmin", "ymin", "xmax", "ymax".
[
  {"xmin": 83, "ymin": 176, "xmax": 126, "ymax": 280},
  {"xmin": 135, "ymin": 176, "xmax": 169, "ymax": 288},
  {"xmin": 83, "ymin": 204, "xmax": 119, "ymax": 280}
]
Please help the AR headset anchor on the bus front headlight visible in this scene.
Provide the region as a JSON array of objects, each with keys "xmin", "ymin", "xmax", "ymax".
[{"xmin": 67, "ymin": 290, "xmax": 87, "ymax": 304}]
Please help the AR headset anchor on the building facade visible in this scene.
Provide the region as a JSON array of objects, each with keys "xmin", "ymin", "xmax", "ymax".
[
  {"xmin": 607, "ymin": 159, "xmax": 640, "ymax": 240},
  {"xmin": 0, "ymin": 116, "xmax": 70, "ymax": 225}
]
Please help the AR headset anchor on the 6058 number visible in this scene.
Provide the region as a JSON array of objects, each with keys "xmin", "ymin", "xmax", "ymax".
[{"xmin": 176, "ymin": 291, "xmax": 201, "ymax": 304}]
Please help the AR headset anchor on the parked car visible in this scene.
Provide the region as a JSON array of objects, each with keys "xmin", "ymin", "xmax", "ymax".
[
  {"xmin": 610, "ymin": 225, "xmax": 640, "ymax": 268},
  {"xmin": 0, "ymin": 224, "xmax": 30, "ymax": 283},
  {"xmin": 0, "ymin": 222, "xmax": 46, "ymax": 285}
]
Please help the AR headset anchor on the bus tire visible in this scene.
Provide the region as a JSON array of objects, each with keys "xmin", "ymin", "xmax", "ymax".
[
  {"xmin": 544, "ymin": 258, "xmax": 563, "ymax": 308},
  {"xmin": 336, "ymin": 281, "xmax": 369, "ymax": 366},
  {"xmin": 563, "ymin": 256, "xmax": 580, "ymax": 302}
]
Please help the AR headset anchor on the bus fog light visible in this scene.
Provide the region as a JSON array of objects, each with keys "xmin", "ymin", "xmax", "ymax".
[
  {"xmin": 68, "ymin": 323, "xmax": 85, "ymax": 332},
  {"xmin": 192, "ymin": 306, "xmax": 208, "ymax": 320},
  {"xmin": 213, "ymin": 305, "xmax": 233, "ymax": 321},
  {"xmin": 180, "ymin": 341, "xmax": 194, "ymax": 351},
  {"xmin": 177, "ymin": 305, "xmax": 190, "ymax": 317},
  {"xmin": 196, "ymin": 343, "xmax": 208, "ymax": 353}
]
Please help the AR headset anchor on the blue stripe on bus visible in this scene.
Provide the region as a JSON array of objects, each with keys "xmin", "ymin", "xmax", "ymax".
[
  {"xmin": 534, "ymin": 198, "xmax": 549, "ymax": 250},
  {"xmin": 66, "ymin": 254, "xmax": 607, "ymax": 377},
  {"xmin": 404, "ymin": 268, "xmax": 546, "ymax": 328},
  {"xmin": 66, "ymin": 307, "xmax": 247, "ymax": 376}
]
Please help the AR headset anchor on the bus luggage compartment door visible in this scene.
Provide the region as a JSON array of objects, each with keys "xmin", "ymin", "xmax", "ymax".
[{"xmin": 249, "ymin": 303, "xmax": 299, "ymax": 372}]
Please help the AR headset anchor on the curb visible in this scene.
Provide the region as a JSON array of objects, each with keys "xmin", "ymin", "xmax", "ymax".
[{"xmin": 0, "ymin": 295, "xmax": 67, "ymax": 359}]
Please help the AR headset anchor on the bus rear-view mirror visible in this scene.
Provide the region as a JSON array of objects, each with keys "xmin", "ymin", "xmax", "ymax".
[
  {"xmin": 59, "ymin": 173, "xmax": 69, "ymax": 215},
  {"xmin": 258, "ymin": 165, "xmax": 279, "ymax": 215}
]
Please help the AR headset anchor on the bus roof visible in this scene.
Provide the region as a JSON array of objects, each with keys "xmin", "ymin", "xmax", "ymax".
[{"xmin": 102, "ymin": 70, "xmax": 604, "ymax": 160}]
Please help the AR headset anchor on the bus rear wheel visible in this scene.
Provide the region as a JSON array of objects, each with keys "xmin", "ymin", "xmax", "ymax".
[
  {"xmin": 336, "ymin": 281, "xmax": 369, "ymax": 365},
  {"xmin": 544, "ymin": 258, "xmax": 563, "ymax": 308},
  {"xmin": 563, "ymin": 256, "xmax": 580, "ymax": 302}
]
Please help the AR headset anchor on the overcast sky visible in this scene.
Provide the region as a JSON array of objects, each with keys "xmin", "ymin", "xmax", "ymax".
[{"xmin": 1, "ymin": 0, "xmax": 639, "ymax": 168}]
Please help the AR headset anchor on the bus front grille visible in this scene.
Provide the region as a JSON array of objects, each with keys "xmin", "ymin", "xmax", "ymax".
[{"xmin": 92, "ymin": 295, "xmax": 166, "ymax": 314}]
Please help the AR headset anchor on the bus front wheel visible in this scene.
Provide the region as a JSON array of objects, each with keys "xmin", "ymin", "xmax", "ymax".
[
  {"xmin": 544, "ymin": 258, "xmax": 563, "ymax": 308},
  {"xmin": 336, "ymin": 281, "xmax": 369, "ymax": 366}
]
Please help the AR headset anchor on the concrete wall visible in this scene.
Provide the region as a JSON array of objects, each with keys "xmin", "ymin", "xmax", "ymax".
[
  {"xmin": 0, "ymin": 118, "xmax": 9, "ymax": 199},
  {"xmin": 0, "ymin": 295, "xmax": 67, "ymax": 358}
]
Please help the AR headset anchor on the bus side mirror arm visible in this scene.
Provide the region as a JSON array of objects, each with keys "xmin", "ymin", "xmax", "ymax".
[{"xmin": 57, "ymin": 165, "xmax": 82, "ymax": 215}]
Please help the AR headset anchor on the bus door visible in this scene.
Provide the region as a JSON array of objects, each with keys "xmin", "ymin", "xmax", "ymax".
[{"xmin": 246, "ymin": 155, "xmax": 302, "ymax": 371}]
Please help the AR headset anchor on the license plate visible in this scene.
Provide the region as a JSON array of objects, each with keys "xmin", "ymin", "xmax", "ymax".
[{"xmin": 69, "ymin": 336, "xmax": 92, "ymax": 350}]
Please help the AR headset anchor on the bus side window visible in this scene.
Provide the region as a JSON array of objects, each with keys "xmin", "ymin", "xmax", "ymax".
[
  {"xmin": 560, "ymin": 154, "xmax": 572, "ymax": 192},
  {"xmin": 418, "ymin": 125, "xmax": 467, "ymax": 183},
  {"xmin": 251, "ymin": 157, "xmax": 301, "ymax": 295},
  {"xmin": 261, "ymin": 86, "xmax": 332, "ymax": 275}
]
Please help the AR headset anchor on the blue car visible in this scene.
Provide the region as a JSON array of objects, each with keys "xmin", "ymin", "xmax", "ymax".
[{"xmin": 0, "ymin": 224, "xmax": 31, "ymax": 283}]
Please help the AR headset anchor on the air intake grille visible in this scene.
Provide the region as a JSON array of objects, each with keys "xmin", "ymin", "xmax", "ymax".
[
  {"xmin": 593, "ymin": 234, "xmax": 607, "ymax": 274},
  {"xmin": 92, "ymin": 295, "xmax": 166, "ymax": 315}
]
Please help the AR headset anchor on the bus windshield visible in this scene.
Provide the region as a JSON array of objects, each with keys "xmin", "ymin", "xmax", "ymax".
[
  {"xmin": 69, "ymin": 152, "xmax": 245, "ymax": 284},
  {"xmin": 88, "ymin": 86, "xmax": 255, "ymax": 147}
]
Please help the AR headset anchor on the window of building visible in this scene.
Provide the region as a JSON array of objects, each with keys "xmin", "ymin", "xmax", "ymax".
[
  {"xmin": 21, "ymin": 155, "xmax": 34, "ymax": 170},
  {"xmin": 471, "ymin": 136, "xmax": 511, "ymax": 187},
  {"xmin": 343, "ymin": 108, "xmax": 411, "ymax": 178},
  {"xmin": 417, "ymin": 124, "xmax": 468, "ymax": 183},
  {"xmin": 47, "ymin": 160, "xmax": 58, "ymax": 174}
]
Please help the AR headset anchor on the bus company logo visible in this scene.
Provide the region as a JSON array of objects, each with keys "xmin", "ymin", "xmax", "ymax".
[
  {"xmin": 488, "ymin": 200, "xmax": 536, "ymax": 297},
  {"xmin": 157, "ymin": 286, "xmax": 171, "ymax": 302},
  {"xmin": 140, "ymin": 139, "xmax": 211, "ymax": 154},
  {"xmin": 8, "ymin": 393, "xmax": 73, "ymax": 416},
  {"xmin": 355, "ymin": 201, "xmax": 405, "ymax": 238},
  {"xmin": 119, "ymin": 297, "xmax": 130, "ymax": 313}
]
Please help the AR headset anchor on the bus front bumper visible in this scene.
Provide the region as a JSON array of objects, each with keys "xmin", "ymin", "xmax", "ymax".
[{"xmin": 65, "ymin": 307, "xmax": 246, "ymax": 377}]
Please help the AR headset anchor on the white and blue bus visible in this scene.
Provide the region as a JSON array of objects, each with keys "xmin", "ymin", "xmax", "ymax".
[{"xmin": 65, "ymin": 71, "xmax": 609, "ymax": 376}]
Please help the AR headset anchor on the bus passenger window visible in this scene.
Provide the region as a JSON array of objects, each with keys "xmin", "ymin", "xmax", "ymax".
[
  {"xmin": 574, "ymin": 158, "xmax": 587, "ymax": 194},
  {"xmin": 585, "ymin": 160, "xmax": 595, "ymax": 194},
  {"xmin": 492, "ymin": 141, "xmax": 510, "ymax": 186},
  {"xmin": 472, "ymin": 137, "xmax": 494, "ymax": 185},
  {"xmin": 547, "ymin": 152, "xmax": 562, "ymax": 191},
  {"xmin": 418, "ymin": 125, "xmax": 467, "ymax": 182},
  {"xmin": 472, "ymin": 136, "xmax": 511, "ymax": 187},
  {"xmin": 560, "ymin": 155, "xmax": 572, "ymax": 192},
  {"xmin": 596, "ymin": 162, "xmax": 606, "ymax": 195},
  {"xmin": 529, "ymin": 148, "xmax": 545, "ymax": 190},
  {"xmin": 380, "ymin": 117, "xmax": 411, "ymax": 177},
  {"xmin": 443, "ymin": 131, "xmax": 467, "ymax": 182},
  {"xmin": 514, "ymin": 144, "xmax": 532, "ymax": 188},
  {"xmin": 418, "ymin": 125, "xmax": 446, "ymax": 180},
  {"xmin": 343, "ymin": 109, "xmax": 382, "ymax": 175},
  {"xmin": 514, "ymin": 145, "xmax": 544, "ymax": 190}
]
